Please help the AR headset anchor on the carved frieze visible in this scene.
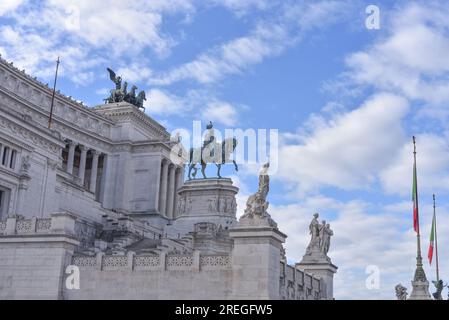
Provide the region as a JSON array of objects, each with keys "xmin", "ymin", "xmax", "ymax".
[{"xmin": 0, "ymin": 115, "xmax": 61, "ymax": 155}]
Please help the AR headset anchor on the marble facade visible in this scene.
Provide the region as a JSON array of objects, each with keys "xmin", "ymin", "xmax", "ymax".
[{"xmin": 0, "ymin": 57, "xmax": 336, "ymax": 300}]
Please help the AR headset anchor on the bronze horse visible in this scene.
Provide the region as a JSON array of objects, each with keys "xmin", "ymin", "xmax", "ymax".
[{"xmin": 188, "ymin": 137, "xmax": 238, "ymax": 179}]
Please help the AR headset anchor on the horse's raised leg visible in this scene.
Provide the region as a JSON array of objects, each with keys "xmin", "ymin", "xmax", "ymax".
[
  {"xmin": 188, "ymin": 163, "xmax": 197, "ymax": 180},
  {"xmin": 188, "ymin": 164, "xmax": 193, "ymax": 180},
  {"xmin": 217, "ymin": 164, "xmax": 222, "ymax": 179},
  {"xmin": 233, "ymin": 160, "xmax": 239, "ymax": 172},
  {"xmin": 201, "ymin": 162, "xmax": 207, "ymax": 179}
]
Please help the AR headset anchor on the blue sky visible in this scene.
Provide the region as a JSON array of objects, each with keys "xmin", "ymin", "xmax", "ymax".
[{"xmin": 1, "ymin": 0, "xmax": 449, "ymax": 299}]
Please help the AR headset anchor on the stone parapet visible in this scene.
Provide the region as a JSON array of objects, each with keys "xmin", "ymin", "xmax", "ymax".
[
  {"xmin": 0, "ymin": 212, "xmax": 76, "ymax": 236},
  {"xmin": 279, "ymin": 261, "xmax": 322, "ymax": 300},
  {"xmin": 71, "ymin": 251, "xmax": 232, "ymax": 272},
  {"xmin": 295, "ymin": 260, "xmax": 338, "ymax": 300}
]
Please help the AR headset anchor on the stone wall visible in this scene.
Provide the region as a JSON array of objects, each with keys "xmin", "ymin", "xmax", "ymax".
[
  {"xmin": 0, "ymin": 214, "xmax": 78, "ymax": 300},
  {"xmin": 0, "ymin": 214, "xmax": 327, "ymax": 300},
  {"xmin": 66, "ymin": 252, "xmax": 232, "ymax": 300},
  {"xmin": 279, "ymin": 261, "xmax": 322, "ymax": 300}
]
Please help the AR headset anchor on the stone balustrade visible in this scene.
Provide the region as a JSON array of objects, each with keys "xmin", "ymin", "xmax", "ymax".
[
  {"xmin": 279, "ymin": 261, "xmax": 322, "ymax": 300},
  {"xmin": 72, "ymin": 252, "xmax": 232, "ymax": 272},
  {"xmin": 0, "ymin": 213, "xmax": 76, "ymax": 236}
]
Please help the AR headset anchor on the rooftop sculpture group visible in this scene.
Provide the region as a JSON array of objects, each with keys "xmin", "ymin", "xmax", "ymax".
[
  {"xmin": 104, "ymin": 68, "xmax": 147, "ymax": 111},
  {"xmin": 302, "ymin": 213, "xmax": 333, "ymax": 263}
]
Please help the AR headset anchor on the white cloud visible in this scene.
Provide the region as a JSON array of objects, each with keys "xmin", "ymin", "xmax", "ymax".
[
  {"xmin": 0, "ymin": 0, "xmax": 195, "ymax": 85},
  {"xmin": 277, "ymin": 93, "xmax": 409, "ymax": 194},
  {"xmin": 380, "ymin": 133, "xmax": 449, "ymax": 196},
  {"xmin": 344, "ymin": 2, "xmax": 449, "ymax": 106},
  {"xmin": 145, "ymin": 88, "xmax": 187, "ymax": 115},
  {"xmin": 211, "ymin": 0, "xmax": 272, "ymax": 17},
  {"xmin": 202, "ymin": 102, "xmax": 238, "ymax": 126},
  {"xmin": 151, "ymin": 1, "xmax": 350, "ymax": 85},
  {"xmin": 20, "ymin": 0, "xmax": 195, "ymax": 56},
  {"xmin": 143, "ymin": 88, "xmax": 242, "ymax": 126},
  {"xmin": 268, "ymin": 195, "xmax": 449, "ymax": 299},
  {"xmin": 0, "ymin": 25, "xmax": 103, "ymax": 85},
  {"xmin": 0, "ymin": 0, "xmax": 25, "ymax": 16},
  {"xmin": 151, "ymin": 23, "xmax": 291, "ymax": 85},
  {"xmin": 116, "ymin": 64, "xmax": 153, "ymax": 84}
]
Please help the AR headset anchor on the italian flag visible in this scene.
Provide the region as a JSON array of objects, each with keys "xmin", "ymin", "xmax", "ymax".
[
  {"xmin": 428, "ymin": 213, "xmax": 436, "ymax": 265},
  {"xmin": 412, "ymin": 162, "xmax": 419, "ymax": 233}
]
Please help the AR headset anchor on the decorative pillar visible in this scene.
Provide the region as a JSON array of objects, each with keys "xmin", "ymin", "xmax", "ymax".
[
  {"xmin": 78, "ymin": 145, "xmax": 88, "ymax": 186},
  {"xmin": 229, "ymin": 163, "xmax": 289, "ymax": 299},
  {"xmin": 173, "ymin": 168, "xmax": 182, "ymax": 218},
  {"xmin": 15, "ymin": 155, "xmax": 31, "ymax": 216},
  {"xmin": 89, "ymin": 150, "xmax": 100, "ymax": 193},
  {"xmin": 66, "ymin": 141, "xmax": 76, "ymax": 175},
  {"xmin": 166, "ymin": 164, "xmax": 176, "ymax": 219},
  {"xmin": 295, "ymin": 262, "xmax": 337, "ymax": 300},
  {"xmin": 99, "ymin": 154, "xmax": 108, "ymax": 204},
  {"xmin": 158, "ymin": 160, "xmax": 169, "ymax": 216},
  {"xmin": 229, "ymin": 221, "xmax": 287, "ymax": 299}
]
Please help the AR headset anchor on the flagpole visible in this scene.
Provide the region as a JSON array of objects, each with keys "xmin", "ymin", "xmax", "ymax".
[
  {"xmin": 433, "ymin": 194, "xmax": 440, "ymax": 282},
  {"xmin": 413, "ymin": 136, "xmax": 423, "ymax": 263},
  {"xmin": 48, "ymin": 57, "xmax": 60, "ymax": 129},
  {"xmin": 409, "ymin": 136, "xmax": 431, "ymax": 299}
]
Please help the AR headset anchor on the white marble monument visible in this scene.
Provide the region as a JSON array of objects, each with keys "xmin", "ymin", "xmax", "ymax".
[{"xmin": 0, "ymin": 57, "xmax": 334, "ymax": 300}]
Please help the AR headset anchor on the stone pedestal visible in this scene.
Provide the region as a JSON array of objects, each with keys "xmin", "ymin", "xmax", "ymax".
[
  {"xmin": 409, "ymin": 280, "xmax": 431, "ymax": 300},
  {"xmin": 229, "ymin": 216, "xmax": 287, "ymax": 300},
  {"xmin": 409, "ymin": 264, "xmax": 431, "ymax": 300},
  {"xmin": 169, "ymin": 178, "xmax": 239, "ymax": 236},
  {"xmin": 296, "ymin": 260, "xmax": 337, "ymax": 300}
]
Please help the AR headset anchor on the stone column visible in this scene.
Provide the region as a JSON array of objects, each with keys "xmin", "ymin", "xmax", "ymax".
[
  {"xmin": 173, "ymin": 168, "xmax": 183, "ymax": 218},
  {"xmin": 166, "ymin": 164, "xmax": 176, "ymax": 219},
  {"xmin": 99, "ymin": 154, "xmax": 108, "ymax": 204},
  {"xmin": 66, "ymin": 141, "xmax": 76, "ymax": 175},
  {"xmin": 89, "ymin": 151, "xmax": 100, "ymax": 193},
  {"xmin": 78, "ymin": 145, "xmax": 88, "ymax": 186},
  {"xmin": 158, "ymin": 160, "xmax": 169, "ymax": 216},
  {"xmin": 15, "ymin": 158, "xmax": 31, "ymax": 216}
]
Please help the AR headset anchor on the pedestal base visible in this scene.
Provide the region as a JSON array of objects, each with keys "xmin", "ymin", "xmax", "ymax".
[
  {"xmin": 409, "ymin": 280, "xmax": 432, "ymax": 300},
  {"xmin": 296, "ymin": 261, "xmax": 338, "ymax": 300},
  {"xmin": 229, "ymin": 224, "xmax": 287, "ymax": 300},
  {"xmin": 169, "ymin": 178, "xmax": 239, "ymax": 236}
]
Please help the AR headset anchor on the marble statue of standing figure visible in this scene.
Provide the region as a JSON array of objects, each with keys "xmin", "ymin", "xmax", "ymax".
[
  {"xmin": 306, "ymin": 213, "xmax": 320, "ymax": 254},
  {"xmin": 318, "ymin": 220, "xmax": 326, "ymax": 248},
  {"xmin": 320, "ymin": 223, "xmax": 333, "ymax": 255}
]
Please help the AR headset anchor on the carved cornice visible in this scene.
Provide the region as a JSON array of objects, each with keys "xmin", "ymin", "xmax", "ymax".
[
  {"xmin": 0, "ymin": 87, "xmax": 114, "ymax": 146},
  {"xmin": 0, "ymin": 109, "xmax": 65, "ymax": 155},
  {"xmin": 92, "ymin": 103, "xmax": 169, "ymax": 140},
  {"xmin": 0, "ymin": 60, "xmax": 115, "ymax": 141},
  {"xmin": 0, "ymin": 57, "xmax": 113, "ymax": 123}
]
